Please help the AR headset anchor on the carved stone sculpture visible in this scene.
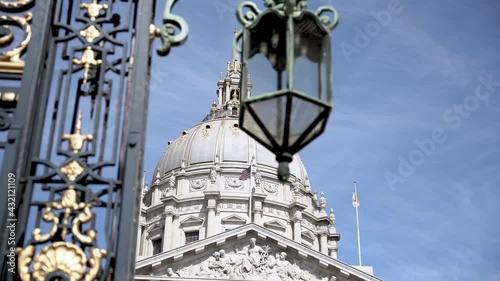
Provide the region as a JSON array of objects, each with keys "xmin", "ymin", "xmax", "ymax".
[
  {"xmin": 254, "ymin": 168, "xmax": 262, "ymax": 187},
  {"xmin": 171, "ymin": 238, "xmax": 334, "ymax": 280},
  {"xmin": 210, "ymin": 166, "xmax": 218, "ymax": 184},
  {"xmin": 166, "ymin": 267, "xmax": 179, "ymax": 277},
  {"xmin": 319, "ymin": 192, "xmax": 326, "ymax": 210}
]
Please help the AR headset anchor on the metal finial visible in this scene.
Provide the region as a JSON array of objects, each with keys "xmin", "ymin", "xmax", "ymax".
[{"xmin": 75, "ymin": 111, "xmax": 83, "ymax": 134}]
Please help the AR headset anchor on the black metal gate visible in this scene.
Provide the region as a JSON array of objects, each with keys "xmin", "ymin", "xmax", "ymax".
[{"xmin": 0, "ymin": 0, "xmax": 185, "ymax": 280}]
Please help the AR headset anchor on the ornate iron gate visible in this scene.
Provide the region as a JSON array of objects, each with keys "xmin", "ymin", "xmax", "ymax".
[{"xmin": 0, "ymin": 0, "xmax": 186, "ymax": 280}]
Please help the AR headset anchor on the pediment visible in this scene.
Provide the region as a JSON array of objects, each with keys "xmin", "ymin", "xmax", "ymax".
[
  {"xmin": 302, "ymin": 230, "xmax": 316, "ymax": 241},
  {"xmin": 146, "ymin": 221, "xmax": 163, "ymax": 232},
  {"xmin": 135, "ymin": 224, "xmax": 382, "ymax": 281},
  {"xmin": 264, "ymin": 220, "xmax": 286, "ymax": 230},
  {"xmin": 221, "ymin": 214, "xmax": 247, "ymax": 224},
  {"xmin": 179, "ymin": 215, "xmax": 204, "ymax": 226}
]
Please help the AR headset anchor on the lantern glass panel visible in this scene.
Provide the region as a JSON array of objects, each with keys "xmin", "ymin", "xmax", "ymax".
[
  {"xmin": 240, "ymin": 105, "xmax": 274, "ymax": 148},
  {"xmin": 293, "ymin": 15, "xmax": 330, "ymax": 103},
  {"xmin": 249, "ymin": 95, "xmax": 287, "ymax": 146},
  {"xmin": 297, "ymin": 116, "xmax": 326, "ymax": 148},
  {"xmin": 247, "ymin": 13, "xmax": 287, "ymax": 97},
  {"xmin": 248, "ymin": 54, "xmax": 287, "ymax": 96},
  {"xmin": 288, "ymin": 95, "xmax": 326, "ymax": 147}
]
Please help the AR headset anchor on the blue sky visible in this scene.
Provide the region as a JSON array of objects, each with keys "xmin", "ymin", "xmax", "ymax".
[{"xmin": 144, "ymin": 1, "xmax": 500, "ymax": 280}]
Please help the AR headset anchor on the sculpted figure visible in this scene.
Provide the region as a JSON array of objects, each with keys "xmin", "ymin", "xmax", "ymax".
[
  {"xmin": 234, "ymin": 238, "xmax": 266, "ymax": 276},
  {"xmin": 218, "ymin": 249, "xmax": 235, "ymax": 276},
  {"xmin": 276, "ymin": 252, "xmax": 298, "ymax": 280},
  {"xmin": 265, "ymin": 252, "xmax": 277, "ymax": 274},
  {"xmin": 319, "ymin": 191, "xmax": 326, "ymax": 210},
  {"xmin": 208, "ymin": 251, "xmax": 225, "ymax": 277},
  {"xmin": 166, "ymin": 268, "xmax": 179, "ymax": 277},
  {"xmin": 196, "ymin": 261, "xmax": 211, "ymax": 277},
  {"xmin": 167, "ymin": 173, "xmax": 176, "ymax": 189},
  {"xmin": 161, "ymin": 187, "xmax": 168, "ymax": 198},
  {"xmin": 209, "ymin": 166, "xmax": 218, "ymax": 184},
  {"xmin": 254, "ymin": 168, "xmax": 262, "ymax": 187}
]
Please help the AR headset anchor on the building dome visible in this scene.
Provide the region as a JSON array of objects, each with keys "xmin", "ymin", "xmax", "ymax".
[
  {"xmin": 137, "ymin": 29, "xmax": 338, "ymax": 262},
  {"xmin": 154, "ymin": 116, "xmax": 309, "ymax": 186}
]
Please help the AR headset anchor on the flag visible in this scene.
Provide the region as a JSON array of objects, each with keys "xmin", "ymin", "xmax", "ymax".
[
  {"xmin": 352, "ymin": 190, "xmax": 360, "ymax": 207},
  {"xmin": 239, "ymin": 166, "xmax": 251, "ymax": 180}
]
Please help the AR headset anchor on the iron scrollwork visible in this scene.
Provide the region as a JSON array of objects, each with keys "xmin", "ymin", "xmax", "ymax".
[
  {"xmin": 315, "ymin": 6, "xmax": 340, "ymax": 31},
  {"xmin": 0, "ymin": 0, "xmax": 188, "ymax": 279},
  {"xmin": 0, "ymin": 0, "xmax": 36, "ymax": 160},
  {"xmin": 237, "ymin": 0, "xmax": 339, "ymax": 32},
  {"xmin": 10, "ymin": 0, "xmax": 156, "ymax": 279},
  {"xmin": 156, "ymin": 0, "xmax": 189, "ymax": 56}
]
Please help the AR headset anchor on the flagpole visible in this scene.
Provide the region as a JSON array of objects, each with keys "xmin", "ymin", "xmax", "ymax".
[
  {"xmin": 248, "ymin": 161, "xmax": 253, "ymax": 223},
  {"xmin": 354, "ymin": 180, "xmax": 362, "ymax": 266}
]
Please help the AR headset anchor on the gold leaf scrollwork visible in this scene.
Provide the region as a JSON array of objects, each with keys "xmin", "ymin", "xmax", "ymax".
[
  {"xmin": 31, "ymin": 207, "xmax": 59, "ymax": 243},
  {"xmin": 17, "ymin": 186, "xmax": 107, "ymax": 281},
  {"xmin": 0, "ymin": 12, "xmax": 32, "ymax": 73},
  {"xmin": 0, "ymin": 0, "xmax": 33, "ymax": 8}
]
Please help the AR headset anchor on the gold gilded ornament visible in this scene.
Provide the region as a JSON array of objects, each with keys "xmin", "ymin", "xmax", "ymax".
[
  {"xmin": 60, "ymin": 160, "xmax": 85, "ymax": 181},
  {"xmin": 62, "ymin": 110, "xmax": 93, "ymax": 154},
  {"xmin": 0, "ymin": 13, "xmax": 32, "ymax": 73},
  {"xmin": 32, "ymin": 242, "xmax": 87, "ymax": 281},
  {"xmin": 80, "ymin": 0, "xmax": 108, "ymax": 21},
  {"xmin": 80, "ymin": 24, "xmax": 101, "ymax": 42},
  {"xmin": 72, "ymin": 46, "xmax": 102, "ymax": 85}
]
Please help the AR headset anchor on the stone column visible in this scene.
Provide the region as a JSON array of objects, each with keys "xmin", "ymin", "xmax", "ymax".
[
  {"xmin": 160, "ymin": 195, "xmax": 178, "ymax": 252},
  {"xmin": 313, "ymin": 234, "xmax": 319, "ymax": 251},
  {"xmin": 204, "ymin": 191, "xmax": 220, "ymax": 237},
  {"xmin": 329, "ymin": 242, "xmax": 338, "ymax": 259},
  {"xmin": 163, "ymin": 211, "xmax": 174, "ymax": 251},
  {"xmin": 145, "ymin": 237, "xmax": 152, "ymax": 256},
  {"xmin": 218, "ymin": 86, "xmax": 223, "ymax": 105},
  {"xmin": 252, "ymin": 193, "xmax": 267, "ymax": 226},
  {"xmin": 328, "ymin": 230, "xmax": 341, "ymax": 259},
  {"xmin": 207, "ymin": 208, "xmax": 216, "ymax": 236},
  {"xmin": 136, "ymin": 225, "xmax": 142, "ymax": 256},
  {"xmin": 253, "ymin": 209, "xmax": 262, "ymax": 225},
  {"xmin": 290, "ymin": 202, "xmax": 306, "ymax": 244},
  {"xmin": 319, "ymin": 231, "xmax": 328, "ymax": 255},
  {"xmin": 292, "ymin": 216, "xmax": 302, "ymax": 243},
  {"xmin": 171, "ymin": 215, "xmax": 180, "ymax": 249}
]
